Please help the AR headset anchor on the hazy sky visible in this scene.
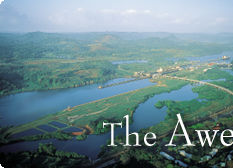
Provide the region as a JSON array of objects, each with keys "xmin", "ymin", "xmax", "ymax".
[{"xmin": 0, "ymin": 0, "xmax": 233, "ymax": 33}]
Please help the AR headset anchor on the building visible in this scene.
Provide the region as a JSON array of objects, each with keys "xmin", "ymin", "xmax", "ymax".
[
  {"xmin": 157, "ymin": 67, "xmax": 163, "ymax": 73},
  {"xmin": 133, "ymin": 71, "xmax": 145, "ymax": 77},
  {"xmin": 212, "ymin": 123, "xmax": 222, "ymax": 130},
  {"xmin": 179, "ymin": 150, "xmax": 192, "ymax": 159},
  {"xmin": 175, "ymin": 160, "xmax": 188, "ymax": 168},
  {"xmin": 209, "ymin": 148, "xmax": 218, "ymax": 157},
  {"xmin": 175, "ymin": 66, "xmax": 183, "ymax": 71},
  {"xmin": 152, "ymin": 73, "xmax": 159, "ymax": 79},
  {"xmin": 145, "ymin": 73, "xmax": 151, "ymax": 77},
  {"xmin": 200, "ymin": 155, "xmax": 211, "ymax": 162},
  {"xmin": 208, "ymin": 63, "xmax": 215, "ymax": 66},
  {"xmin": 134, "ymin": 72, "xmax": 140, "ymax": 77},
  {"xmin": 222, "ymin": 56, "xmax": 230, "ymax": 60},
  {"xmin": 189, "ymin": 67, "xmax": 195, "ymax": 72},
  {"xmin": 160, "ymin": 152, "xmax": 175, "ymax": 161},
  {"xmin": 203, "ymin": 68, "xmax": 211, "ymax": 72}
]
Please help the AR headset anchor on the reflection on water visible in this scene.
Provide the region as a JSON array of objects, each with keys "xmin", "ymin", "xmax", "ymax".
[
  {"xmin": 0, "ymin": 79, "xmax": 153, "ymax": 126},
  {"xmin": 168, "ymin": 51, "xmax": 233, "ymax": 63},
  {"xmin": 112, "ymin": 60, "xmax": 148, "ymax": 64},
  {"xmin": 0, "ymin": 84, "xmax": 198, "ymax": 159},
  {"xmin": 202, "ymin": 78, "xmax": 226, "ymax": 82}
]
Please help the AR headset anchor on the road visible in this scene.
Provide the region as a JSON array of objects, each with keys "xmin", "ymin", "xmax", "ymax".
[{"xmin": 162, "ymin": 75, "xmax": 233, "ymax": 96}]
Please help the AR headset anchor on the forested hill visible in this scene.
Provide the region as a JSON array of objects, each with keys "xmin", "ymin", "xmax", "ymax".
[
  {"xmin": 1, "ymin": 32, "xmax": 233, "ymax": 61},
  {"xmin": 0, "ymin": 32, "xmax": 232, "ymax": 96}
]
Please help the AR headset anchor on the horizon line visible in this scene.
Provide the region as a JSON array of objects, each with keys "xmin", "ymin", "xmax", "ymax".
[{"xmin": 1, "ymin": 31, "xmax": 233, "ymax": 34}]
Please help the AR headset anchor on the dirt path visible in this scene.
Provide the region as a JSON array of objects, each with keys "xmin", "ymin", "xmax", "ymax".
[{"xmin": 67, "ymin": 107, "xmax": 110, "ymax": 122}]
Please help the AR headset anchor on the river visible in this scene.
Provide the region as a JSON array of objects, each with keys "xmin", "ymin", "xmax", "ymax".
[
  {"xmin": 0, "ymin": 78, "xmax": 153, "ymax": 127},
  {"xmin": 0, "ymin": 81, "xmax": 198, "ymax": 159},
  {"xmin": 0, "ymin": 53, "xmax": 231, "ymax": 159}
]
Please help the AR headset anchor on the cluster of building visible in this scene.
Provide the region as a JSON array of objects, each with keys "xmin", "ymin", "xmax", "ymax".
[
  {"xmin": 160, "ymin": 143, "xmax": 233, "ymax": 168},
  {"xmin": 222, "ymin": 56, "xmax": 230, "ymax": 60},
  {"xmin": 133, "ymin": 55, "xmax": 232, "ymax": 79},
  {"xmin": 133, "ymin": 71, "xmax": 154, "ymax": 78},
  {"xmin": 159, "ymin": 151, "xmax": 188, "ymax": 168},
  {"xmin": 217, "ymin": 63, "xmax": 233, "ymax": 69},
  {"xmin": 159, "ymin": 122, "xmax": 233, "ymax": 167},
  {"xmin": 133, "ymin": 66, "xmax": 184, "ymax": 79},
  {"xmin": 156, "ymin": 66, "xmax": 184, "ymax": 74}
]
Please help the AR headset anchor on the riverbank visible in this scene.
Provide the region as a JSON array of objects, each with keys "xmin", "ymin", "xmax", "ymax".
[
  {"xmin": 0, "ymin": 79, "xmax": 194, "ymax": 159},
  {"xmin": 6, "ymin": 79, "xmax": 187, "ymax": 135},
  {"xmin": 3, "ymin": 67, "xmax": 233, "ymax": 143}
]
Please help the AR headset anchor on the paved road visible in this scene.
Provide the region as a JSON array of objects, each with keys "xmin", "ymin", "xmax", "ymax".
[{"xmin": 163, "ymin": 75, "xmax": 233, "ymax": 96}]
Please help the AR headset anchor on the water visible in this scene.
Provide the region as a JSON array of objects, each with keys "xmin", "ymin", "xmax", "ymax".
[
  {"xmin": 130, "ymin": 84, "xmax": 197, "ymax": 131},
  {"xmin": 0, "ymin": 84, "xmax": 198, "ymax": 159},
  {"xmin": 167, "ymin": 51, "xmax": 233, "ymax": 63},
  {"xmin": 62, "ymin": 127, "xmax": 83, "ymax": 133},
  {"xmin": 0, "ymin": 53, "xmax": 225, "ymax": 159},
  {"xmin": 112, "ymin": 60, "xmax": 148, "ymax": 65},
  {"xmin": 202, "ymin": 78, "xmax": 226, "ymax": 82},
  {"xmin": 0, "ymin": 78, "xmax": 153, "ymax": 127},
  {"xmin": 49, "ymin": 121, "xmax": 67, "ymax": 128},
  {"xmin": 103, "ymin": 78, "xmax": 134, "ymax": 86},
  {"xmin": 37, "ymin": 125, "xmax": 57, "ymax": 132},
  {"xmin": 186, "ymin": 51, "xmax": 233, "ymax": 63},
  {"xmin": 11, "ymin": 129, "xmax": 44, "ymax": 139}
]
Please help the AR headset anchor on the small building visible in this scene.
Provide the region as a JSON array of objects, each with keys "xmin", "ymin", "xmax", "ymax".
[
  {"xmin": 160, "ymin": 152, "xmax": 175, "ymax": 161},
  {"xmin": 175, "ymin": 66, "xmax": 183, "ymax": 71},
  {"xmin": 133, "ymin": 71, "xmax": 145, "ymax": 77},
  {"xmin": 212, "ymin": 123, "xmax": 222, "ymax": 130},
  {"xmin": 157, "ymin": 67, "xmax": 163, "ymax": 73},
  {"xmin": 175, "ymin": 160, "xmax": 188, "ymax": 168},
  {"xmin": 152, "ymin": 74, "xmax": 159, "ymax": 79},
  {"xmin": 200, "ymin": 155, "xmax": 211, "ymax": 162},
  {"xmin": 227, "ymin": 153, "xmax": 232, "ymax": 161},
  {"xmin": 72, "ymin": 132, "xmax": 83, "ymax": 136},
  {"xmin": 203, "ymin": 68, "xmax": 212, "ymax": 72},
  {"xmin": 134, "ymin": 72, "xmax": 140, "ymax": 77},
  {"xmin": 209, "ymin": 148, "xmax": 218, "ymax": 157},
  {"xmin": 220, "ymin": 162, "xmax": 226, "ymax": 167},
  {"xmin": 145, "ymin": 73, "xmax": 151, "ymax": 77},
  {"xmin": 189, "ymin": 67, "xmax": 195, "ymax": 72},
  {"xmin": 208, "ymin": 63, "xmax": 215, "ymax": 66},
  {"xmin": 66, "ymin": 106, "xmax": 72, "ymax": 111},
  {"xmin": 179, "ymin": 150, "xmax": 192, "ymax": 159},
  {"xmin": 203, "ymin": 68, "xmax": 208, "ymax": 72},
  {"xmin": 222, "ymin": 56, "xmax": 230, "ymax": 60}
]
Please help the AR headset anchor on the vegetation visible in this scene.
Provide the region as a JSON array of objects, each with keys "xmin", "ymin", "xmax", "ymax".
[
  {"xmin": 1, "ymin": 32, "xmax": 233, "ymax": 167},
  {"xmin": 8, "ymin": 79, "xmax": 188, "ymax": 136},
  {"xmin": 0, "ymin": 143, "xmax": 90, "ymax": 168},
  {"xmin": 22, "ymin": 131, "xmax": 74, "ymax": 141},
  {"xmin": 0, "ymin": 127, "xmax": 12, "ymax": 145},
  {"xmin": 98, "ymin": 69, "xmax": 233, "ymax": 168},
  {"xmin": 1, "ymin": 32, "xmax": 233, "ymax": 96}
]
